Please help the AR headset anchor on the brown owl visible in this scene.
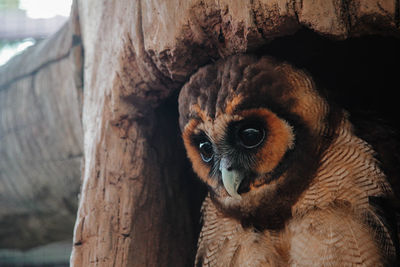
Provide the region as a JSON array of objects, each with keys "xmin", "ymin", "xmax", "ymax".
[{"xmin": 178, "ymin": 55, "xmax": 399, "ymax": 266}]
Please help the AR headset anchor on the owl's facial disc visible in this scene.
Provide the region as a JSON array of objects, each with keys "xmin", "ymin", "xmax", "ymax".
[
  {"xmin": 182, "ymin": 106, "xmax": 295, "ymax": 202},
  {"xmin": 218, "ymin": 123, "xmax": 266, "ymax": 199}
]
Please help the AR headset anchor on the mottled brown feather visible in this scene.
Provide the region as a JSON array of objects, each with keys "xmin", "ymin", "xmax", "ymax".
[{"xmin": 179, "ymin": 55, "xmax": 399, "ymax": 266}]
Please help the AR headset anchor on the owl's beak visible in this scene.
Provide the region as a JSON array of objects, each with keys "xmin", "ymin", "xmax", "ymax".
[{"xmin": 219, "ymin": 158, "xmax": 244, "ymax": 200}]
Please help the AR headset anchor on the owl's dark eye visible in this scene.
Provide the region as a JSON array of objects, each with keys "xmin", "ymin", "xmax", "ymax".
[
  {"xmin": 238, "ymin": 124, "xmax": 265, "ymax": 148},
  {"xmin": 199, "ymin": 141, "xmax": 214, "ymax": 163}
]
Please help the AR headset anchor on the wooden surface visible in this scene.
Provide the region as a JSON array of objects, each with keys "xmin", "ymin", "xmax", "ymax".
[
  {"xmin": 71, "ymin": 0, "xmax": 399, "ymax": 266},
  {"xmin": 0, "ymin": 4, "xmax": 83, "ymax": 249}
]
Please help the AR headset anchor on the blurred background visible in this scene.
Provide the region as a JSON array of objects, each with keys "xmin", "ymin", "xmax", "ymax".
[
  {"xmin": 0, "ymin": 0, "xmax": 71, "ymax": 66},
  {"xmin": 0, "ymin": 1, "xmax": 73, "ymax": 266}
]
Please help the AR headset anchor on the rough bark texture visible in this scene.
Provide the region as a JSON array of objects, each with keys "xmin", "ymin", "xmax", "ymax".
[
  {"xmin": 70, "ymin": 0, "xmax": 399, "ymax": 266},
  {"xmin": 0, "ymin": 5, "xmax": 83, "ymax": 249}
]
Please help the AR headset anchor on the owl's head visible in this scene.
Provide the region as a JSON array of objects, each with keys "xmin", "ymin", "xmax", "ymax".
[{"xmin": 179, "ymin": 55, "xmax": 341, "ymax": 228}]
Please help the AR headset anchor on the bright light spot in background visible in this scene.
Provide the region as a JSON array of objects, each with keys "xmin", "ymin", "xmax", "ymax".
[
  {"xmin": 0, "ymin": 39, "xmax": 35, "ymax": 66},
  {"xmin": 0, "ymin": 0, "xmax": 72, "ymax": 66},
  {"xmin": 19, "ymin": 0, "xmax": 72, "ymax": 19}
]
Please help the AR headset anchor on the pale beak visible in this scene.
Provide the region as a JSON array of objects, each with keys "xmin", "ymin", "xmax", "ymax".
[{"xmin": 219, "ymin": 158, "xmax": 244, "ymax": 200}]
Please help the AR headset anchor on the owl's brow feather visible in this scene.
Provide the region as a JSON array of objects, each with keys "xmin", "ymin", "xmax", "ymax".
[{"xmin": 190, "ymin": 103, "xmax": 211, "ymax": 123}]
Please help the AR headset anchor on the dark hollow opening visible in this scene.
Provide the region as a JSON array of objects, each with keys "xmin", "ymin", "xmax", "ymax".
[
  {"xmin": 173, "ymin": 28, "xmax": 400, "ymax": 264},
  {"xmin": 258, "ymin": 28, "xmax": 400, "ymax": 132}
]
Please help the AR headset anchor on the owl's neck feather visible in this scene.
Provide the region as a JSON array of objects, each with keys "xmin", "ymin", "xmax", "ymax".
[{"xmin": 293, "ymin": 117, "xmax": 392, "ymax": 216}]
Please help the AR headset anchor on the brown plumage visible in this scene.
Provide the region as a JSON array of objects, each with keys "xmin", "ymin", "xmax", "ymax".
[{"xmin": 178, "ymin": 55, "xmax": 399, "ymax": 266}]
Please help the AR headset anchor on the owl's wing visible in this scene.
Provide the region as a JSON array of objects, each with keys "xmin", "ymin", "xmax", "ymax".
[
  {"xmin": 367, "ymin": 196, "xmax": 400, "ymax": 264},
  {"xmin": 351, "ymin": 112, "xmax": 400, "ymax": 260}
]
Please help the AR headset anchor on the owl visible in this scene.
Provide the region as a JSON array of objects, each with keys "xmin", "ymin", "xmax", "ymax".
[{"xmin": 178, "ymin": 55, "xmax": 399, "ymax": 266}]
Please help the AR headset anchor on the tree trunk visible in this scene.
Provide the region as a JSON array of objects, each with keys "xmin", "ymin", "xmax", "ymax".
[
  {"xmin": 0, "ymin": 3, "xmax": 83, "ymax": 249},
  {"xmin": 0, "ymin": 0, "xmax": 399, "ymax": 266},
  {"xmin": 71, "ymin": 0, "xmax": 399, "ymax": 266}
]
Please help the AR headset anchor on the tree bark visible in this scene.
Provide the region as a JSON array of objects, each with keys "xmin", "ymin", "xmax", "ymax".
[
  {"xmin": 71, "ymin": 0, "xmax": 399, "ymax": 266},
  {"xmin": 0, "ymin": 4, "xmax": 83, "ymax": 249}
]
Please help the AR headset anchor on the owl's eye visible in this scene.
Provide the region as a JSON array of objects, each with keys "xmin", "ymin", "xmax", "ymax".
[
  {"xmin": 199, "ymin": 141, "xmax": 214, "ymax": 163},
  {"xmin": 238, "ymin": 124, "xmax": 265, "ymax": 148}
]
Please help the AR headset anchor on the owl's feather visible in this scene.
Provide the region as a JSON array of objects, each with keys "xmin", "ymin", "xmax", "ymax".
[{"xmin": 179, "ymin": 55, "xmax": 399, "ymax": 266}]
